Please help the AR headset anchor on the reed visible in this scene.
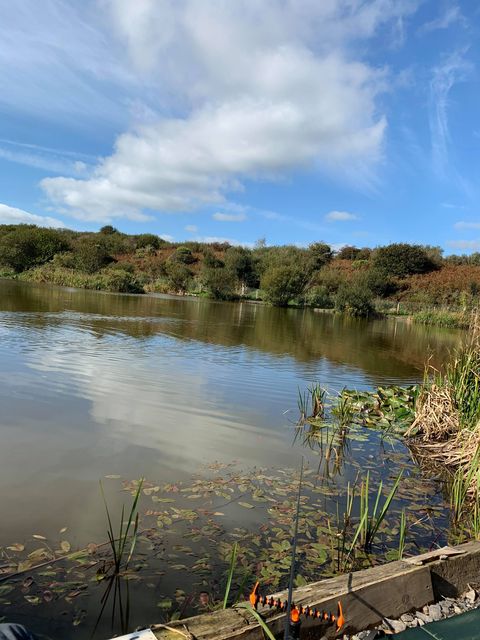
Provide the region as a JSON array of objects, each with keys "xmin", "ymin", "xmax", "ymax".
[
  {"xmin": 222, "ymin": 542, "xmax": 239, "ymax": 609},
  {"xmin": 357, "ymin": 470, "xmax": 403, "ymax": 551},
  {"xmin": 331, "ymin": 393, "xmax": 354, "ymax": 427},
  {"xmin": 398, "ymin": 510, "xmax": 406, "ymax": 560},
  {"xmin": 100, "ymin": 478, "xmax": 143, "ymax": 576}
]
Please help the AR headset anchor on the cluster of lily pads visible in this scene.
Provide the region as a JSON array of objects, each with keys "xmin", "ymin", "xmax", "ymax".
[{"xmin": 0, "ymin": 451, "xmax": 450, "ymax": 637}]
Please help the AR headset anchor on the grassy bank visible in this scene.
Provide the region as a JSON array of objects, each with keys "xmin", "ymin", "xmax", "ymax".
[{"xmin": 412, "ymin": 309, "xmax": 472, "ymax": 329}]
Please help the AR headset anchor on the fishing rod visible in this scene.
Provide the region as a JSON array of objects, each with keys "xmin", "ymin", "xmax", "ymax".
[
  {"xmin": 284, "ymin": 455, "xmax": 304, "ymax": 639},
  {"xmin": 248, "ymin": 457, "xmax": 345, "ymax": 638}
]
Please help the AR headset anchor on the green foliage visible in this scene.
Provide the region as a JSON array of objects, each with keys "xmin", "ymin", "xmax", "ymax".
[
  {"xmin": 261, "ymin": 265, "xmax": 306, "ymax": 306},
  {"xmin": 165, "ymin": 261, "xmax": 192, "ymax": 293},
  {"xmin": 363, "ymin": 268, "xmax": 398, "ymax": 297},
  {"xmin": 224, "ymin": 246, "xmax": 257, "ymax": 289},
  {"xmin": 372, "ymin": 243, "xmax": 437, "ymax": 278},
  {"xmin": 21, "ymin": 264, "xmax": 143, "ymax": 293},
  {"xmin": 335, "ymin": 283, "xmax": 374, "ymax": 317},
  {"xmin": 203, "ymin": 249, "xmax": 224, "ymax": 269},
  {"xmin": 172, "ymin": 246, "xmax": 196, "ymax": 265},
  {"xmin": 413, "ymin": 310, "xmax": 471, "ymax": 329},
  {"xmin": 72, "ymin": 237, "xmax": 112, "ymax": 273},
  {"xmin": 0, "ymin": 225, "xmax": 70, "ymax": 272},
  {"xmin": 201, "ymin": 267, "xmax": 237, "ymax": 300},
  {"xmin": 99, "ymin": 225, "xmax": 118, "ymax": 235},
  {"xmin": 305, "ymin": 285, "xmax": 334, "ymax": 309},
  {"xmin": 336, "ymin": 245, "xmax": 361, "ymax": 260},
  {"xmin": 135, "ymin": 233, "xmax": 162, "ymax": 250},
  {"xmin": 307, "ymin": 242, "xmax": 333, "ymax": 270}
]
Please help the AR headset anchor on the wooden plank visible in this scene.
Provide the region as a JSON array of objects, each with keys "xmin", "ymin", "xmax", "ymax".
[
  {"xmin": 430, "ymin": 541, "xmax": 480, "ymax": 599},
  {"xmin": 153, "ymin": 561, "xmax": 433, "ymax": 639},
  {"xmin": 404, "ymin": 546, "xmax": 465, "ymax": 566},
  {"xmin": 151, "ymin": 542, "xmax": 480, "ymax": 640}
]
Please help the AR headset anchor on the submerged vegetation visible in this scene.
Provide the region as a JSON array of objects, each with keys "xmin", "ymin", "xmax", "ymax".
[{"xmin": 1, "ymin": 224, "xmax": 480, "ymax": 315}]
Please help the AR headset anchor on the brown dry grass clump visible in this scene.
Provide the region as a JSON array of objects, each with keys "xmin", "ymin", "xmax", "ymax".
[{"xmin": 406, "ymin": 311, "xmax": 480, "ymax": 488}]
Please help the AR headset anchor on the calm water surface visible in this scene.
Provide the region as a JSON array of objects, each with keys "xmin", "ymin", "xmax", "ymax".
[{"xmin": 0, "ymin": 280, "xmax": 463, "ymax": 638}]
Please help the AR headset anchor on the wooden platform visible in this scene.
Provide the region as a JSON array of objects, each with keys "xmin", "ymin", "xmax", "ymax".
[{"xmin": 151, "ymin": 541, "xmax": 480, "ymax": 640}]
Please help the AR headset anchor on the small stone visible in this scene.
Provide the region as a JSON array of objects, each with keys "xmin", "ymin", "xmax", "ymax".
[
  {"xmin": 439, "ymin": 602, "xmax": 451, "ymax": 615},
  {"xmin": 465, "ymin": 589, "xmax": 477, "ymax": 603},
  {"xmin": 416, "ymin": 612, "xmax": 432, "ymax": 624},
  {"xmin": 454, "ymin": 605, "xmax": 463, "ymax": 615},
  {"xmin": 400, "ymin": 614, "xmax": 414, "ymax": 624},
  {"xmin": 383, "ymin": 619, "xmax": 406, "ymax": 634},
  {"xmin": 428, "ymin": 604, "xmax": 442, "ymax": 621}
]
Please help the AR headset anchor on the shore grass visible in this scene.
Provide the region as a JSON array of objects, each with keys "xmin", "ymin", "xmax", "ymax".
[
  {"xmin": 406, "ymin": 312, "xmax": 480, "ymax": 502},
  {"xmin": 412, "ymin": 309, "xmax": 471, "ymax": 330}
]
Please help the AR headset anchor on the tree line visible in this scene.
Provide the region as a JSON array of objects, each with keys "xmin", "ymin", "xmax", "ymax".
[{"xmin": 0, "ymin": 224, "xmax": 479, "ymax": 316}]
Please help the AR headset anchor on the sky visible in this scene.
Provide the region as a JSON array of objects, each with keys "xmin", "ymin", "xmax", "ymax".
[{"xmin": 0, "ymin": 1, "xmax": 479, "ymax": 253}]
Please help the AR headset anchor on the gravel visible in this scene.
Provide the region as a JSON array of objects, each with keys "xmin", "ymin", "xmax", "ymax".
[{"xmin": 345, "ymin": 585, "xmax": 480, "ymax": 638}]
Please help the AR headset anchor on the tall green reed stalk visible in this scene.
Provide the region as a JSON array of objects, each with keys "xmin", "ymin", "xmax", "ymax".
[
  {"xmin": 357, "ymin": 471, "xmax": 403, "ymax": 551},
  {"xmin": 222, "ymin": 542, "xmax": 238, "ymax": 609},
  {"xmin": 100, "ymin": 478, "xmax": 144, "ymax": 576}
]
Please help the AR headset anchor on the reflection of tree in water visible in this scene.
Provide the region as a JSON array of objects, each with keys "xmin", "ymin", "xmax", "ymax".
[{"xmin": 1, "ymin": 280, "xmax": 461, "ymax": 378}]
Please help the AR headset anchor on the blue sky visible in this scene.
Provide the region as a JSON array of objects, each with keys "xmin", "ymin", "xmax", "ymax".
[{"xmin": 0, "ymin": 1, "xmax": 479, "ymax": 253}]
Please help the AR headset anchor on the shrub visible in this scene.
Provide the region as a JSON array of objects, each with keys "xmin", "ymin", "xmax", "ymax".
[
  {"xmin": 165, "ymin": 261, "xmax": 192, "ymax": 293},
  {"xmin": 335, "ymin": 283, "xmax": 374, "ymax": 317},
  {"xmin": 135, "ymin": 233, "xmax": 162, "ymax": 250},
  {"xmin": 100, "ymin": 225, "xmax": 118, "ymax": 235},
  {"xmin": 172, "ymin": 246, "xmax": 196, "ymax": 264},
  {"xmin": 305, "ymin": 285, "xmax": 334, "ymax": 309},
  {"xmin": 261, "ymin": 265, "xmax": 306, "ymax": 306},
  {"xmin": 224, "ymin": 246, "xmax": 257, "ymax": 290},
  {"xmin": 72, "ymin": 237, "xmax": 112, "ymax": 273},
  {"xmin": 0, "ymin": 225, "xmax": 70, "ymax": 272},
  {"xmin": 336, "ymin": 246, "xmax": 361, "ymax": 260},
  {"xmin": 372, "ymin": 243, "xmax": 437, "ymax": 278},
  {"xmin": 201, "ymin": 267, "xmax": 237, "ymax": 300},
  {"xmin": 307, "ymin": 242, "xmax": 333, "ymax": 270},
  {"xmin": 364, "ymin": 269, "xmax": 398, "ymax": 297}
]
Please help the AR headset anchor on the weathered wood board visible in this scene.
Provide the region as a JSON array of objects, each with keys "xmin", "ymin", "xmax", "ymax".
[{"xmin": 152, "ymin": 541, "xmax": 480, "ymax": 640}]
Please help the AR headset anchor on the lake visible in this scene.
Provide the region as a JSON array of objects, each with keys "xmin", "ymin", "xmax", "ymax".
[{"xmin": 0, "ymin": 279, "xmax": 463, "ymax": 638}]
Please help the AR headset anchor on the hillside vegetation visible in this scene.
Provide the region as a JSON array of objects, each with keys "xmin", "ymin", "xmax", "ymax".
[{"xmin": 1, "ymin": 224, "xmax": 479, "ymax": 320}]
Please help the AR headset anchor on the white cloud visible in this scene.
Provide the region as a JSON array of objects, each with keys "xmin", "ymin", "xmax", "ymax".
[
  {"xmin": 0, "ymin": 140, "xmax": 92, "ymax": 176},
  {"xmin": 185, "ymin": 225, "xmax": 198, "ymax": 233},
  {"xmin": 420, "ymin": 6, "xmax": 465, "ymax": 33},
  {"xmin": 448, "ymin": 239, "xmax": 480, "ymax": 251},
  {"xmin": 429, "ymin": 50, "xmax": 472, "ymax": 175},
  {"xmin": 0, "ymin": 203, "xmax": 65, "ymax": 228},
  {"xmin": 193, "ymin": 236, "xmax": 250, "ymax": 247},
  {"xmin": 325, "ymin": 210, "xmax": 358, "ymax": 222},
  {"xmin": 160, "ymin": 234, "xmax": 174, "ymax": 242},
  {"xmin": 212, "ymin": 212, "xmax": 247, "ymax": 222},
  {"xmin": 35, "ymin": 0, "xmax": 418, "ymax": 222},
  {"xmin": 454, "ymin": 221, "xmax": 480, "ymax": 230}
]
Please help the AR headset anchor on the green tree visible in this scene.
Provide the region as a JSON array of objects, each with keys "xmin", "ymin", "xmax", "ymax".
[
  {"xmin": 261, "ymin": 265, "xmax": 306, "ymax": 306},
  {"xmin": 0, "ymin": 226, "xmax": 70, "ymax": 272},
  {"xmin": 336, "ymin": 245, "xmax": 360, "ymax": 260},
  {"xmin": 372, "ymin": 243, "xmax": 437, "ymax": 278},
  {"xmin": 100, "ymin": 225, "xmax": 118, "ymax": 235},
  {"xmin": 201, "ymin": 266, "xmax": 236, "ymax": 299},
  {"xmin": 165, "ymin": 262, "xmax": 192, "ymax": 293},
  {"xmin": 335, "ymin": 283, "xmax": 374, "ymax": 317},
  {"xmin": 135, "ymin": 233, "xmax": 162, "ymax": 250},
  {"xmin": 73, "ymin": 237, "xmax": 112, "ymax": 273},
  {"xmin": 307, "ymin": 242, "xmax": 333, "ymax": 270},
  {"xmin": 224, "ymin": 246, "xmax": 257, "ymax": 293},
  {"xmin": 172, "ymin": 246, "xmax": 196, "ymax": 264}
]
